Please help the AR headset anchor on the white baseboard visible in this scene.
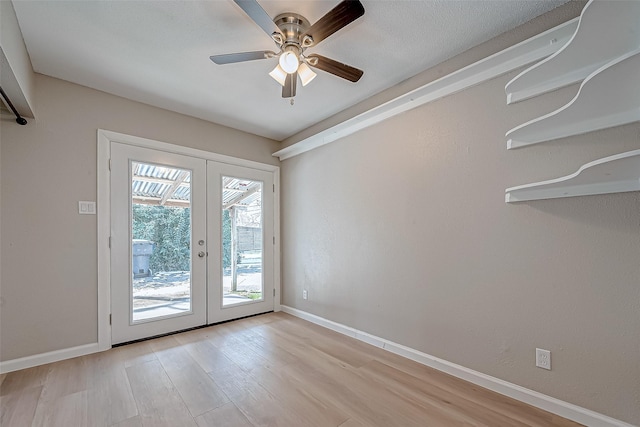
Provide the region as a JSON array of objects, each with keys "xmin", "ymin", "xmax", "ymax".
[
  {"xmin": 0, "ymin": 342, "xmax": 102, "ymax": 374},
  {"xmin": 280, "ymin": 305, "xmax": 633, "ymax": 427}
]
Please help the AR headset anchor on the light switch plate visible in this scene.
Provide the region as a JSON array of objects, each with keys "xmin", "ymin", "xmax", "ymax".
[{"xmin": 79, "ymin": 201, "xmax": 96, "ymax": 215}]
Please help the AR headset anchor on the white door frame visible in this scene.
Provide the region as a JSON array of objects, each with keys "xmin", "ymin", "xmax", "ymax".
[{"xmin": 97, "ymin": 129, "xmax": 280, "ymax": 350}]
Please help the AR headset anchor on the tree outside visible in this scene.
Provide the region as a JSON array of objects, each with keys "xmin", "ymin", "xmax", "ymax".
[{"xmin": 132, "ymin": 204, "xmax": 233, "ymax": 272}]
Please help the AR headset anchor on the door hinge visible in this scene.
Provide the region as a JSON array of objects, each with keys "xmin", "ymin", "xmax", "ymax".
[
  {"xmin": 273, "ymin": 289, "xmax": 276, "ymax": 297},
  {"xmin": 273, "ymin": 236, "xmax": 275, "ymax": 245},
  {"xmin": 109, "ymin": 314, "xmax": 112, "ymax": 325},
  {"xmin": 108, "ymin": 159, "xmax": 111, "ymax": 171},
  {"xmin": 108, "ymin": 236, "xmax": 111, "ymax": 249},
  {"xmin": 273, "ymin": 184, "xmax": 275, "ymax": 192}
]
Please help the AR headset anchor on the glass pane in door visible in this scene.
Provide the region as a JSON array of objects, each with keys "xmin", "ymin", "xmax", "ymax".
[
  {"xmin": 131, "ymin": 161, "xmax": 193, "ymax": 322},
  {"xmin": 221, "ymin": 176, "xmax": 263, "ymax": 306}
]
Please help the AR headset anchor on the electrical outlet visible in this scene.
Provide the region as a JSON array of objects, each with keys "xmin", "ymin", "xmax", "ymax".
[
  {"xmin": 536, "ymin": 348, "xmax": 551, "ymax": 370},
  {"xmin": 302, "ymin": 289, "xmax": 308, "ymax": 300}
]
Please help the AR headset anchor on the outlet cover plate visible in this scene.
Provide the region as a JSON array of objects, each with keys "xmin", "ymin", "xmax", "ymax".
[
  {"xmin": 536, "ymin": 348, "xmax": 551, "ymax": 370},
  {"xmin": 302, "ymin": 290, "xmax": 308, "ymax": 300}
]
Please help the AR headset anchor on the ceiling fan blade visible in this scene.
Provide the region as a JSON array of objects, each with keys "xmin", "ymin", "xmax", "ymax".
[
  {"xmin": 306, "ymin": 54, "xmax": 363, "ymax": 82},
  {"xmin": 302, "ymin": 0, "xmax": 364, "ymax": 46},
  {"xmin": 282, "ymin": 72, "xmax": 297, "ymax": 98},
  {"xmin": 233, "ymin": 0, "xmax": 283, "ymax": 39},
  {"xmin": 210, "ymin": 51, "xmax": 275, "ymax": 64}
]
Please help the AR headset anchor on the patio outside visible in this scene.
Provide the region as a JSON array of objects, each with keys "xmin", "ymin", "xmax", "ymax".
[{"xmin": 129, "ymin": 162, "xmax": 264, "ymax": 321}]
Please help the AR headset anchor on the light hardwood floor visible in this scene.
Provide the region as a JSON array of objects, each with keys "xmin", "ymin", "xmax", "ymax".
[{"xmin": 1, "ymin": 312, "xmax": 582, "ymax": 426}]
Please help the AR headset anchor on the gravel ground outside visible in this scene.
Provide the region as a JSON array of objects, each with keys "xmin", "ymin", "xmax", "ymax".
[{"xmin": 133, "ymin": 269, "xmax": 263, "ymax": 311}]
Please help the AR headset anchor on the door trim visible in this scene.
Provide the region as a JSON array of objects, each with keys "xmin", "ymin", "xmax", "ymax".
[{"xmin": 97, "ymin": 129, "xmax": 280, "ymax": 350}]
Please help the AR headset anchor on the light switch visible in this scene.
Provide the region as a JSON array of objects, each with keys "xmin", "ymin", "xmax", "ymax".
[{"xmin": 79, "ymin": 201, "xmax": 96, "ymax": 215}]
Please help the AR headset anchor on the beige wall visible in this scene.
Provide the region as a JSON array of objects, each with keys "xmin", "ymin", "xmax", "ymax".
[
  {"xmin": 280, "ymin": 6, "xmax": 640, "ymax": 426},
  {"xmin": 0, "ymin": 74, "xmax": 279, "ymax": 361}
]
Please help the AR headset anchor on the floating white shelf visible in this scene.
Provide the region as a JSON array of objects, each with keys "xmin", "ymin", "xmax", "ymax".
[
  {"xmin": 505, "ymin": 0, "xmax": 640, "ymax": 104},
  {"xmin": 506, "ymin": 49, "xmax": 640, "ymax": 149},
  {"xmin": 505, "ymin": 149, "xmax": 640, "ymax": 203}
]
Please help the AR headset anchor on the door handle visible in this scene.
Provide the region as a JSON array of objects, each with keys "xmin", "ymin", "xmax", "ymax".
[{"xmin": 198, "ymin": 251, "xmax": 205, "ymax": 258}]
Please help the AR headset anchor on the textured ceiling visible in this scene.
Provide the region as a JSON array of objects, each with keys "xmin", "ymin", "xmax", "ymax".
[{"xmin": 12, "ymin": 0, "xmax": 567, "ymax": 141}]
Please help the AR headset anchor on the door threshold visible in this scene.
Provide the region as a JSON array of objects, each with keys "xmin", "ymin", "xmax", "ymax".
[{"xmin": 112, "ymin": 311, "xmax": 274, "ymax": 347}]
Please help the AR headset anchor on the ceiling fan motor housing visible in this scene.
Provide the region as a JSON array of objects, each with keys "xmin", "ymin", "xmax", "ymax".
[{"xmin": 273, "ymin": 13, "xmax": 312, "ymax": 53}]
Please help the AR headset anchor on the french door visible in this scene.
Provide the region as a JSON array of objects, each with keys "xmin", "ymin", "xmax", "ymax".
[
  {"xmin": 110, "ymin": 142, "xmax": 274, "ymax": 344},
  {"xmin": 207, "ymin": 161, "xmax": 274, "ymax": 324}
]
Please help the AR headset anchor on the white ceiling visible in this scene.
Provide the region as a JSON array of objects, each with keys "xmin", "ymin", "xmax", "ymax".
[{"xmin": 12, "ymin": 0, "xmax": 567, "ymax": 141}]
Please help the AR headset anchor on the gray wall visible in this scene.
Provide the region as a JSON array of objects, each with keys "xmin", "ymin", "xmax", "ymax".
[
  {"xmin": 0, "ymin": 74, "xmax": 279, "ymax": 361},
  {"xmin": 280, "ymin": 5, "xmax": 640, "ymax": 425}
]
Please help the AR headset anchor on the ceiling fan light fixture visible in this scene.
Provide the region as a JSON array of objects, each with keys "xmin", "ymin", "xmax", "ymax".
[
  {"xmin": 298, "ymin": 62, "xmax": 317, "ymax": 86},
  {"xmin": 279, "ymin": 50, "xmax": 299, "ymax": 74},
  {"xmin": 271, "ymin": 33, "xmax": 284, "ymax": 46},
  {"xmin": 269, "ymin": 64, "xmax": 287, "ymax": 86},
  {"xmin": 301, "ymin": 35, "xmax": 314, "ymax": 48}
]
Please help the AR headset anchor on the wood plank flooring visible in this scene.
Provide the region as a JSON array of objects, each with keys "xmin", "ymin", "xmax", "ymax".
[{"xmin": 0, "ymin": 312, "xmax": 582, "ymax": 426}]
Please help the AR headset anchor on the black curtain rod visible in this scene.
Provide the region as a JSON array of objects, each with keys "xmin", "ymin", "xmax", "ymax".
[{"xmin": 0, "ymin": 85, "xmax": 27, "ymax": 125}]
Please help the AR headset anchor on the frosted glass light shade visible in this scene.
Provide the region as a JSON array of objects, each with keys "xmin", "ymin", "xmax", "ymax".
[
  {"xmin": 269, "ymin": 64, "xmax": 287, "ymax": 86},
  {"xmin": 298, "ymin": 62, "xmax": 317, "ymax": 86},
  {"xmin": 279, "ymin": 51, "xmax": 299, "ymax": 74}
]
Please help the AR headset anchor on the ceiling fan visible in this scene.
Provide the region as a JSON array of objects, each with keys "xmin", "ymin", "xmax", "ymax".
[{"xmin": 210, "ymin": 0, "xmax": 365, "ymax": 100}]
